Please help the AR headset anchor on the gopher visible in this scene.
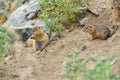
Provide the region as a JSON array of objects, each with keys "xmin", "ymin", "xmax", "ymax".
[
  {"xmin": 26, "ymin": 27, "xmax": 49, "ymax": 51},
  {"xmin": 82, "ymin": 24, "xmax": 118, "ymax": 40}
]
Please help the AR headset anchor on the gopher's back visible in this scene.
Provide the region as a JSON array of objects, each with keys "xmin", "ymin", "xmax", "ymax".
[
  {"xmin": 95, "ymin": 24, "xmax": 111, "ymax": 38},
  {"xmin": 82, "ymin": 24, "xmax": 112, "ymax": 40}
]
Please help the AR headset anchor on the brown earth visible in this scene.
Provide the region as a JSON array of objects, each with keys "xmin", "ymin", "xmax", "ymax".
[{"xmin": 0, "ymin": 0, "xmax": 120, "ymax": 80}]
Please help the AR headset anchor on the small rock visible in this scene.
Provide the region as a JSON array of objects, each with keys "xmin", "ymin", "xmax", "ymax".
[
  {"xmin": 80, "ymin": 17, "xmax": 88, "ymax": 26},
  {"xmin": 49, "ymin": 50, "xmax": 54, "ymax": 53},
  {"xmin": 26, "ymin": 12, "xmax": 38, "ymax": 20},
  {"xmin": 5, "ymin": 0, "xmax": 39, "ymax": 26},
  {"xmin": 11, "ymin": 74, "xmax": 20, "ymax": 78},
  {"xmin": 5, "ymin": 56, "xmax": 14, "ymax": 61},
  {"xmin": 79, "ymin": 45, "xmax": 86, "ymax": 51},
  {"xmin": 0, "ymin": 0, "xmax": 5, "ymax": 10},
  {"xmin": 61, "ymin": 40, "xmax": 65, "ymax": 44},
  {"xmin": 65, "ymin": 29, "xmax": 69, "ymax": 33},
  {"xmin": 111, "ymin": 59, "xmax": 117, "ymax": 65},
  {"xmin": 88, "ymin": 8, "xmax": 99, "ymax": 16}
]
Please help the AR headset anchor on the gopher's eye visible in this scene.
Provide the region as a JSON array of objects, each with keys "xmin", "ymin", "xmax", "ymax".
[
  {"xmin": 89, "ymin": 26, "xmax": 93, "ymax": 28},
  {"xmin": 85, "ymin": 27, "xmax": 88, "ymax": 29}
]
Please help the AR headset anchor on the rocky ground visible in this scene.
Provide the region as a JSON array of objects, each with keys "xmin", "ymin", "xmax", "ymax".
[{"xmin": 0, "ymin": 0, "xmax": 120, "ymax": 80}]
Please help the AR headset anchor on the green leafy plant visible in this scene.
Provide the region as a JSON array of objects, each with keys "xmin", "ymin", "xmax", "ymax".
[
  {"xmin": 0, "ymin": 26, "xmax": 12, "ymax": 62},
  {"xmin": 62, "ymin": 51, "xmax": 85, "ymax": 80},
  {"xmin": 36, "ymin": 0, "xmax": 88, "ymax": 36},
  {"xmin": 61, "ymin": 51, "xmax": 119, "ymax": 80},
  {"xmin": 84, "ymin": 56, "xmax": 119, "ymax": 80}
]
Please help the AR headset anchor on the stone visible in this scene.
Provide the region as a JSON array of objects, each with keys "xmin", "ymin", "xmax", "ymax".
[
  {"xmin": 26, "ymin": 12, "xmax": 38, "ymax": 20},
  {"xmin": 0, "ymin": 0, "xmax": 5, "ymax": 10},
  {"xmin": 79, "ymin": 45, "xmax": 86, "ymax": 51},
  {"xmin": 8, "ymin": 25, "xmax": 49, "ymax": 42},
  {"xmin": 80, "ymin": 17, "xmax": 89, "ymax": 26},
  {"xmin": 5, "ymin": 0, "xmax": 39, "ymax": 27}
]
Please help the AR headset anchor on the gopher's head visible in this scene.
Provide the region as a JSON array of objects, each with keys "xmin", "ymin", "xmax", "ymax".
[
  {"xmin": 31, "ymin": 27, "xmax": 44, "ymax": 41},
  {"xmin": 82, "ymin": 25, "xmax": 95, "ymax": 34},
  {"xmin": 32, "ymin": 27, "xmax": 41, "ymax": 34}
]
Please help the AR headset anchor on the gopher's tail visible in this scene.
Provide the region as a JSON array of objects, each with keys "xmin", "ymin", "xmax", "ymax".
[{"xmin": 109, "ymin": 26, "xmax": 118, "ymax": 37}]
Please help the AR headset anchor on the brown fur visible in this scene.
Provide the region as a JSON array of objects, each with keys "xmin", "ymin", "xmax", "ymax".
[
  {"xmin": 28, "ymin": 26, "xmax": 49, "ymax": 51},
  {"xmin": 82, "ymin": 25, "xmax": 117, "ymax": 40},
  {"xmin": 31, "ymin": 27, "xmax": 44, "ymax": 41},
  {"xmin": 25, "ymin": 38, "xmax": 33, "ymax": 48},
  {"xmin": 32, "ymin": 26, "xmax": 41, "ymax": 34}
]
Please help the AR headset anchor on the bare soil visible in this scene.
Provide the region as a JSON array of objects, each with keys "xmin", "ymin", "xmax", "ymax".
[{"xmin": 0, "ymin": 0, "xmax": 120, "ymax": 80}]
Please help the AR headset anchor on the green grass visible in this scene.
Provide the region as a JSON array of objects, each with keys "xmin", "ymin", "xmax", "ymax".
[
  {"xmin": 60, "ymin": 51, "xmax": 119, "ymax": 80},
  {"xmin": 0, "ymin": 26, "xmax": 12, "ymax": 62},
  {"xmin": 36, "ymin": 0, "xmax": 89, "ymax": 37}
]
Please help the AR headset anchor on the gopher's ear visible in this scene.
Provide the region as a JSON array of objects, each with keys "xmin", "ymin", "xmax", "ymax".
[
  {"xmin": 35, "ymin": 26, "xmax": 41, "ymax": 29},
  {"xmin": 38, "ymin": 27, "xmax": 42, "ymax": 30},
  {"xmin": 89, "ymin": 26, "xmax": 93, "ymax": 28},
  {"xmin": 36, "ymin": 26, "xmax": 40, "ymax": 28}
]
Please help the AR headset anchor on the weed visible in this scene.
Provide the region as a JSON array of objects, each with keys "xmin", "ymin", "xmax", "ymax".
[
  {"xmin": 61, "ymin": 51, "xmax": 119, "ymax": 80},
  {"xmin": 36, "ymin": 0, "xmax": 88, "ymax": 37},
  {"xmin": 0, "ymin": 26, "xmax": 12, "ymax": 62},
  {"xmin": 62, "ymin": 51, "xmax": 85, "ymax": 80},
  {"xmin": 84, "ymin": 56, "xmax": 119, "ymax": 80}
]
